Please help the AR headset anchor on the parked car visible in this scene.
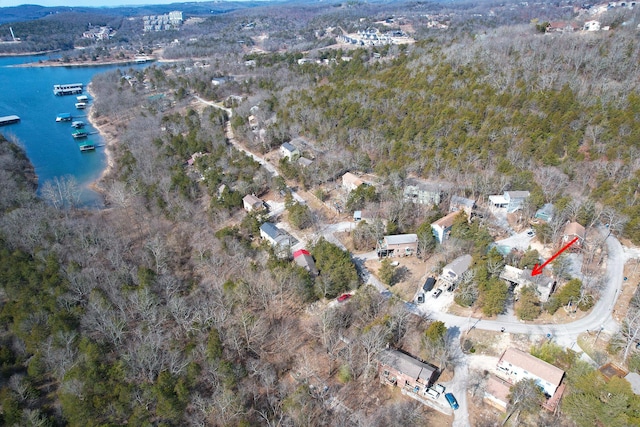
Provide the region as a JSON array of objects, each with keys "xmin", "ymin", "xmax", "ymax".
[
  {"xmin": 423, "ymin": 277, "xmax": 436, "ymax": 292},
  {"xmin": 416, "ymin": 293, "xmax": 425, "ymax": 304},
  {"xmin": 337, "ymin": 293, "xmax": 352, "ymax": 302},
  {"xmin": 425, "ymin": 388, "xmax": 440, "ymax": 399},
  {"xmin": 445, "ymin": 393, "xmax": 459, "ymax": 410},
  {"xmin": 432, "ymin": 288, "xmax": 443, "ymax": 298},
  {"xmin": 526, "ymin": 229, "xmax": 535, "ymax": 237}
]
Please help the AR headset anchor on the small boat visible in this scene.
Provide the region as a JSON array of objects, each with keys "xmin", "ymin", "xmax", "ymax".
[
  {"xmin": 71, "ymin": 121, "xmax": 85, "ymax": 129},
  {"xmin": 56, "ymin": 113, "xmax": 72, "ymax": 122},
  {"xmin": 75, "ymin": 102, "xmax": 87, "ymax": 109},
  {"xmin": 76, "ymin": 95, "xmax": 88, "ymax": 103},
  {"xmin": 72, "ymin": 129, "xmax": 88, "ymax": 139},
  {"xmin": 78, "ymin": 141, "xmax": 95, "ymax": 152}
]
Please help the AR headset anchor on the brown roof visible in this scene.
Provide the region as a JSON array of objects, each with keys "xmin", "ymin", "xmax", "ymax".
[
  {"xmin": 564, "ymin": 222, "xmax": 585, "ymax": 239},
  {"xmin": 432, "ymin": 211, "xmax": 460, "ymax": 228},
  {"xmin": 486, "ymin": 375, "xmax": 511, "ymax": 403},
  {"xmin": 243, "ymin": 194, "xmax": 262, "ymax": 205},
  {"xmin": 499, "ymin": 348, "xmax": 564, "ymax": 386}
]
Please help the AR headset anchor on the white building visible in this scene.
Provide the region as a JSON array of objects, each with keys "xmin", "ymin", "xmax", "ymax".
[{"xmin": 496, "ymin": 348, "xmax": 564, "ymax": 397}]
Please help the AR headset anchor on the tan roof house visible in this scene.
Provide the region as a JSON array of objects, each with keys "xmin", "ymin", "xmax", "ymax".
[
  {"xmin": 496, "ymin": 348, "xmax": 564, "ymax": 397},
  {"xmin": 431, "ymin": 211, "xmax": 461, "ymax": 243},
  {"xmin": 342, "ymin": 172, "xmax": 364, "ymax": 192},
  {"xmin": 484, "ymin": 375, "xmax": 511, "ymax": 412},
  {"xmin": 563, "ymin": 221, "xmax": 586, "ymax": 247},
  {"xmin": 242, "ymin": 194, "xmax": 265, "ymax": 212}
]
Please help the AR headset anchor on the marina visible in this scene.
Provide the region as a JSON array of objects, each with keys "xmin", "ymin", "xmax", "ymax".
[
  {"xmin": 53, "ymin": 83, "xmax": 84, "ymax": 96},
  {"xmin": 56, "ymin": 112, "xmax": 72, "ymax": 122},
  {"xmin": 0, "ymin": 115, "xmax": 20, "ymax": 126}
]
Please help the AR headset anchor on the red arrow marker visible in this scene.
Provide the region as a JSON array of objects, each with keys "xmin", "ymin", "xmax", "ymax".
[{"xmin": 531, "ymin": 236, "xmax": 579, "ymax": 276}]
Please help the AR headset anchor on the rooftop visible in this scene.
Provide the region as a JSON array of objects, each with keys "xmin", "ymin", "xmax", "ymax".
[
  {"xmin": 379, "ymin": 348, "xmax": 437, "ymax": 382},
  {"xmin": 451, "ymin": 195, "xmax": 476, "ymax": 208},
  {"xmin": 499, "ymin": 348, "xmax": 564, "ymax": 386},
  {"xmin": 564, "ymin": 221, "xmax": 586, "ymax": 238},
  {"xmin": 384, "ymin": 234, "xmax": 418, "ymax": 245},
  {"xmin": 432, "ymin": 211, "xmax": 460, "ymax": 228}
]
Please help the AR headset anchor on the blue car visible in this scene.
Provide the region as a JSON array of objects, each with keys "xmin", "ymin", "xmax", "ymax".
[{"xmin": 445, "ymin": 393, "xmax": 459, "ymax": 410}]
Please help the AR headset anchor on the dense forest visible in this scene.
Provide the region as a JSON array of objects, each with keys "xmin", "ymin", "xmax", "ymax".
[{"xmin": 3, "ymin": 0, "xmax": 640, "ymax": 426}]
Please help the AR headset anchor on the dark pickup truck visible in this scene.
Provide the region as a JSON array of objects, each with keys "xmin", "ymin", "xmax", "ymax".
[{"xmin": 423, "ymin": 277, "xmax": 436, "ymax": 292}]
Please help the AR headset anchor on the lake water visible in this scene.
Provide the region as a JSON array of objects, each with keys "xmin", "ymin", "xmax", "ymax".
[{"xmin": 0, "ymin": 54, "xmax": 147, "ymax": 207}]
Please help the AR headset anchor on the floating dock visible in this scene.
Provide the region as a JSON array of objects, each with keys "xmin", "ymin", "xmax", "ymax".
[
  {"xmin": 0, "ymin": 115, "xmax": 20, "ymax": 126},
  {"xmin": 71, "ymin": 120, "xmax": 85, "ymax": 129},
  {"xmin": 72, "ymin": 129, "xmax": 88, "ymax": 139},
  {"xmin": 78, "ymin": 141, "xmax": 95, "ymax": 152},
  {"xmin": 75, "ymin": 102, "xmax": 87, "ymax": 109},
  {"xmin": 76, "ymin": 95, "xmax": 88, "ymax": 103},
  {"xmin": 53, "ymin": 83, "xmax": 83, "ymax": 96},
  {"xmin": 56, "ymin": 113, "xmax": 72, "ymax": 122}
]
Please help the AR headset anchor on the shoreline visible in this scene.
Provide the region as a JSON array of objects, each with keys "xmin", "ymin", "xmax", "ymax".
[
  {"xmin": 86, "ymin": 84, "xmax": 115, "ymax": 196},
  {"xmin": 11, "ymin": 57, "xmax": 156, "ymax": 68}
]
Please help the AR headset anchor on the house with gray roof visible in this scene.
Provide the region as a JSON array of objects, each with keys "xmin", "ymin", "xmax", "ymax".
[
  {"xmin": 280, "ymin": 142, "xmax": 300, "ymax": 160},
  {"xmin": 376, "ymin": 234, "xmax": 418, "ymax": 257},
  {"xmin": 378, "ymin": 348, "xmax": 438, "ymax": 391},
  {"xmin": 489, "ymin": 191, "xmax": 530, "ymax": 212},
  {"xmin": 260, "ymin": 222, "xmax": 292, "ymax": 248}
]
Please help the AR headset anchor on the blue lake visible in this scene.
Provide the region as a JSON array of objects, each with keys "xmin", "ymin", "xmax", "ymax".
[{"xmin": 0, "ymin": 54, "xmax": 147, "ymax": 207}]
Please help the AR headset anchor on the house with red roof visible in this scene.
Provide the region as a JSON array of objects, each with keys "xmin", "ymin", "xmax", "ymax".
[{"xmin": 293, "ymin": 249, "xmax": 318, "ymax": 275}]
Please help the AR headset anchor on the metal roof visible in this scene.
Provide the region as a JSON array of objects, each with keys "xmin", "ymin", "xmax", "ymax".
[{"xmin": 384, "ymin": 234, "xmax": 418, "ymax": 245}]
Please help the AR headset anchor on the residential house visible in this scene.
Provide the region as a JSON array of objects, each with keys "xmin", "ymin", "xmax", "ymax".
[
  {"xmin": 563, "ymin": 221, "xmax": 586, "ymax": 247},
  {"xmin": 403, "ymin": 180, "xmax": 441, "ymax": 205},
  {"xmin": 546, "ymin": 21, "xmax": 579, "ymax": 33},
  {"xmin": 449, "ymin": 195, "xmax": 475, "ymax": 219},
  {"xmin": 440, "ymin": 254, "xmax": 472, "ymax": 289},
  {"xmin": 496, "ymin": 348, "xmax": 565, "ymax": 397},
  {"xmin": 376, "ymin": 234, "xmax": 418, "ymax": 257},
  {"xmin": 242, "ymin": 194, "xmax": 265, "ymax": 212},
  {"xmin": 535, "ymin": 203, "xmax": 555, "ymax": 222},
  {"xmin": 293, "ymin": 249, "xmax": 318, "ymax": 275},
  {"xmin": 378, "ymin": 348, "xmax": 438, "ymax": 393},
  {"xmin": 489, "ymin": 191, "xmax": 530, "ymax": 212},
  {"xmin": 431, "ymin": 211, "xmax": 461, "ymax": 244},
  {"xmin": 298, "ymin": 157, "xmax": 313, "ymax": 168},
  {"xmin": 342, "ymin": 172, "xmax": 364, "ymax": 192},
  {"xmin": 499, "ymin": 265, "xmax": 555, "ymax": 302},
  {"xmin": 584, "ymin": 20, "xmax": 601, "ymax": 31},
  {"xmin": 280, "ymin": 142, "xmax": 300, "ymax": 160},
  {"xmin": 259, "ymin": 222, "xmax": 292, "ymax": 247},
  {"xmin": 484, "ymin": 375, "xmax": 511, "ymax": 412}
]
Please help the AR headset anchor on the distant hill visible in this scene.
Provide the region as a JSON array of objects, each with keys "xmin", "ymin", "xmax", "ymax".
[{"xmin": 0, "ymin": 1, "xmax": 277, "ymax": 26}]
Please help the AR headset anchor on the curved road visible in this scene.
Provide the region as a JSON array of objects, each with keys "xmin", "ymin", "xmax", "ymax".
[{"xmin": 196, "ymin": 94, "xmax": 628, "ymax": 425}]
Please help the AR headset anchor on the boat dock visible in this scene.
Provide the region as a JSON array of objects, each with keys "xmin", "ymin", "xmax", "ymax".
[
  {"xmin": 75, "ymin": 102, "xmax": 87, "ymax": 109},
  {"xmin": 78, "ymin": 141, "xmax": 95, "ymax": 152},
  {"xmin": 0, "ymin": 115, "xmax": 20, "ymax": 126},
  {"xmin": 72, "ymin": 129, "xmax": 89, "ymax": 139},
  {"xmin": 53, "ymin": 83, "xmax": 83, "ymax": 96},
  {"xmin": 76, "ymin": 95, "xmax": 88, "ymax": 103},
  {"xmin": 71, "ymin": 121, "xmax": 85, "ymax": 129},
  {"xmin": 56, "ymin": 113, "xmax": 72, "ymax": 122}
]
